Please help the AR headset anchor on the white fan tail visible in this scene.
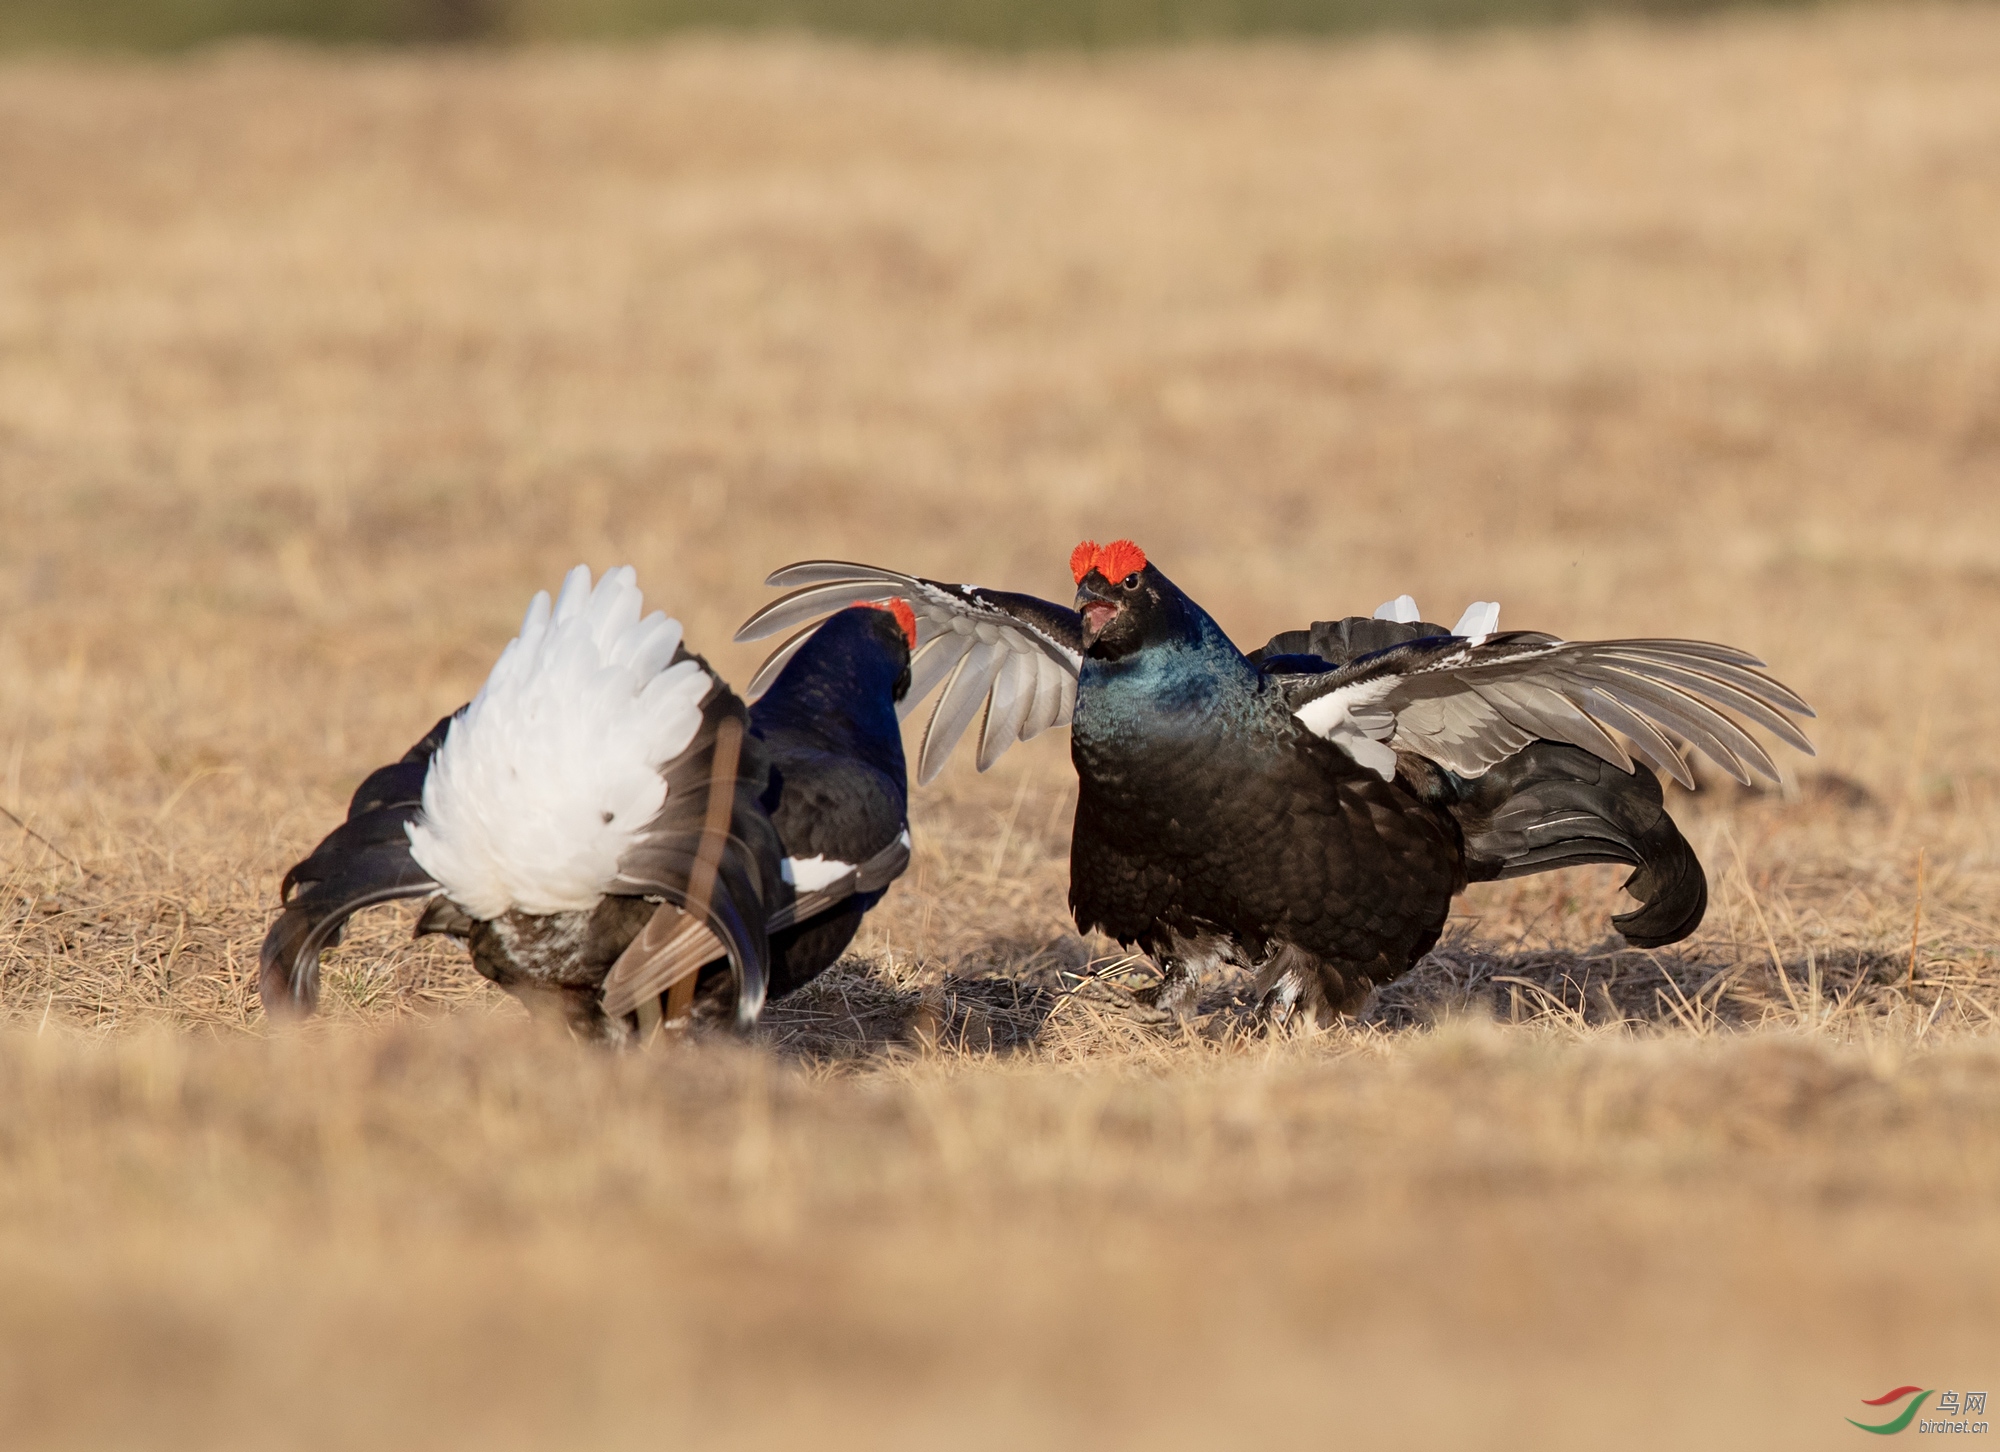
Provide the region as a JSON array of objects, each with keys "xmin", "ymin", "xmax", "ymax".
[{"xmin": 407, "ymin": 565, "xmax": 712, "ymax": 919}]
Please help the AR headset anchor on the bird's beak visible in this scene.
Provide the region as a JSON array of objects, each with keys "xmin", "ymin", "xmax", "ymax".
[{"xmin": 1075, "ymin": 582, "xmax": 1121, "ymax": 645}]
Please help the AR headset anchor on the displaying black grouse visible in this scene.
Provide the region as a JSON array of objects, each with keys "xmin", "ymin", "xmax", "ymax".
[
  {"xmin": 260, "ymin": 565, "xmax": 916, "ymax": 1038},
  {"xmin": 736, "ymin": 541, "xmax": 1815, "ymax": 1022}
]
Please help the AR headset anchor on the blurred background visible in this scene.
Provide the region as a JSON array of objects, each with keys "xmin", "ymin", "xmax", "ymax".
[{"xmin": 0, "ymin": 0, "xmax": 1865, "ymax": 49}]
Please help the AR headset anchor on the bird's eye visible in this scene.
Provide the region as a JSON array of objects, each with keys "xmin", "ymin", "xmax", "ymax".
[{"xmin": 1120, "ymin": 574, "xmax": 1140, "ymax": 592}]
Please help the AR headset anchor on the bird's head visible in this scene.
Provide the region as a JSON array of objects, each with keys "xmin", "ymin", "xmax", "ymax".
[
  {"xmin": 852, "ymin": 598, "xmax": 917, "ymax": 701},
  {"xmin": 1071, "ymin": 539, "xmax": 1179, "ymax": 659}
]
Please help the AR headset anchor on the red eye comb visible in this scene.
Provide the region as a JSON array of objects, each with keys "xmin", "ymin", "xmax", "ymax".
[
  {"xmin": 1071, "ymin": 539, "xmax": 1147, "ymax": 585},
  {"xmin": 859, "ymin": 597, "xmax": 918, "ymax": 650},
  {"xmin": 1097, "ymin": 539, "xmax": 1146, "ymax": 584}
]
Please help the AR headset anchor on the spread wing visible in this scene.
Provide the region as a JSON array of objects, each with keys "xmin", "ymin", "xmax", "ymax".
[
  {"xmin": 1283, "ymin": 631, "xmax": 1816, "ymax": 788},
  {"xmin": 736, "ymin": 561, "xmax": 1084, "ymax": 784}
]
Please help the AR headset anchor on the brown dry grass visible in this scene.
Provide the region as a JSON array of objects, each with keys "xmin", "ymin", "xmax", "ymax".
[{"xmin": 2, "ymin": 8, "xmax": 1998, "ymax": 1447}]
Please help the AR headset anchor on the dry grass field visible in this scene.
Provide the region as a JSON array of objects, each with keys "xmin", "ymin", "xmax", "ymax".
[{"xmin": 3, "ymin": 7, "xmax": 2000, "ymax": 1447}]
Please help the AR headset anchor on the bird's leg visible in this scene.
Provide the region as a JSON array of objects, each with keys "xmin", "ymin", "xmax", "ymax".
[
  {"xmin": 1142, "ymin": 960, "xmax": 1203, "ymax": 1016},
  {"xmin": 1253, "ymin": 944, "xmax": 1373, "ymax": 1029},
  {"xmin": 1135, "ymin": 933, "xmax": 1227, "ymax": 1018},
  {"xmin": 1256, "ymin": 963, "xmax": 1307, "ymax": 1028},
  {"xmin": 1313, "ymin": 962, "xmax": 1377, "ymax": 1022}
]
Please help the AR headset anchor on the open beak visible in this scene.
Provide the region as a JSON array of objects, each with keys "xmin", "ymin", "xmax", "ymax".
[{"xmin": 1077, "ymin": 592, "xmax": 1122, "ymax": 645}]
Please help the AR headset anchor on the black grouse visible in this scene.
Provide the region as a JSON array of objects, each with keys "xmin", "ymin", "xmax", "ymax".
[
  {"xmin": 735, "ymin": 541, "xmax": 1815, "ymax": 1022},
  {"xmin": 260, "ymin": 566, "xmax": 915, "ymax": 1038}
]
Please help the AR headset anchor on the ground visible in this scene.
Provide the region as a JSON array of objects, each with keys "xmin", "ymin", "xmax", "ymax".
[{"xmin": 1, "ymin": 7, "xmax": 1998, "ymax": 1447}]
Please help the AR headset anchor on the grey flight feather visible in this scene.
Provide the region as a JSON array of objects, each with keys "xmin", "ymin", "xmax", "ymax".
[
  {"xmin": 921, "ymin": 636, "xmax": 1009, "ymax": 785},
  {"xmin": 737, "ymin": 561, "xmax": 1085, "ymax": 782},
  {"xmin": 902, "ymin": 631, "xmax": 974, "ymax": 723},
  {"xmin": 1287, "ymin": 633, "xmax": 1816, "ymax": 788}
]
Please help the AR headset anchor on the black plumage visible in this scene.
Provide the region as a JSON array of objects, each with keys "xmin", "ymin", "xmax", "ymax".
[
  {"xmin": 738, "ymin": 544, "xmax": 1813, "ymax": 1022},
  {"xmin": 742, "ymin": 602, "xmax": 913, "ymax": 1003},
  {"xmin": 1444, "ymin": 742, "xmax": 1706, "ymax": 949},
  {"xmin": 1247, "ymin": 616, "xmax": 1708, "ymax": 952},
  {"xmin": 261, "ymin": 648, "xmax": 782, "ymax": 1035},
  {"xmin": 1065, "ymin": 554, "xmax": 1464, "ymax": 1017},
  {"xmin": 260, "ymin": 583, "xmax": 915, "ymax": 1038}
]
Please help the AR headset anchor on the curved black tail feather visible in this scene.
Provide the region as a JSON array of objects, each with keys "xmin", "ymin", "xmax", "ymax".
[
  {"xmin": 1448, "ymin": 742, "xmax": 1708, "ymax": 950},
  {"xmin": 258, "ymin": 713, "xmax": 456, "ymax": 1018}
]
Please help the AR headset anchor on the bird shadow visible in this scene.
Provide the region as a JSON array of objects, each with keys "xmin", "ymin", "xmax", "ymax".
[
  {"xmin": 754, "ymin": 922, "xmax": 1919, "ymax": 1062},
  {"xmin": 1369, "ymin": 928, "xmax": 1921, "ymax": 1034},
  {"xmin": 756, "ymin": 935, "xmax": 1092, "ymax": 1064}
]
